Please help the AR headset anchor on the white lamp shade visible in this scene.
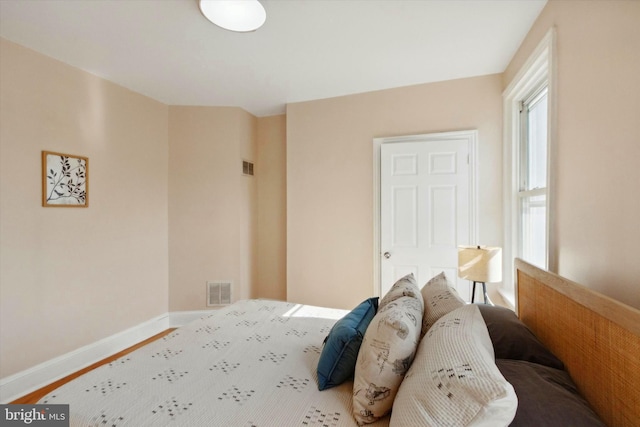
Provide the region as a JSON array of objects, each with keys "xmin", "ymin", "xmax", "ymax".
[
  {"xmin": 458, "ymin": 246, "xmax": 502, "ymax": 283},
  {"xmin": 199, "ymin": 0, "xmax": 266, "ymax": 32}
]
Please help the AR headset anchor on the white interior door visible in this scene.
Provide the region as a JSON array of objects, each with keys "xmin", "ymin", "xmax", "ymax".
[{"xmin": 379, "ymin": 132, "xmax": 476, "ymax": 301}]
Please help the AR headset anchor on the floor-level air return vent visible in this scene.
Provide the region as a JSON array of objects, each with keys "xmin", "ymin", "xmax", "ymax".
[
  {"xmin": 207, "ymin": 281, "xmax": 232, "ymax": 306},
  {"xmin": 242, "ymin": 160, "xmax": 254, "ymax": 176}
]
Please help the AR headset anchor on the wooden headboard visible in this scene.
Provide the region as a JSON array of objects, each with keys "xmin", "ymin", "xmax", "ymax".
[{"xmin": 515, "ymin": 259, "xmax": 640, "ymax": 427}]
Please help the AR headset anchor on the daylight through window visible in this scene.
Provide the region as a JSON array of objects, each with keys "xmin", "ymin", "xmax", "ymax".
[{"xmin": 519, "ymin": 86, "xmax": 548, "ymax": 268}]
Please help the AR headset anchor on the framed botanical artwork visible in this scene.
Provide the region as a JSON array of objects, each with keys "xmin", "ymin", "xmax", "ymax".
[{"xmin": 42, "ymin": 150, "xmax": 89, "ymax": 207}]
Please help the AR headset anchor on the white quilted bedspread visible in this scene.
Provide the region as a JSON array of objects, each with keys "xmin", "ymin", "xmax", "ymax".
[{"xmin": 40, "ymin": 300, "xmax": 390, "ymax": 426}]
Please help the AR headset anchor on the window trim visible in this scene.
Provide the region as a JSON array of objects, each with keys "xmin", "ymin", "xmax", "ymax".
[{"xmin": 501, "ymin": 28, "xmax": 556, "ymax": 308}]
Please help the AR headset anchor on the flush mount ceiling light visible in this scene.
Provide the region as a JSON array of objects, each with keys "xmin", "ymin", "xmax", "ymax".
[{"xmin": 199, "ymin": 0, "xmax": 266, "ymax": 32}]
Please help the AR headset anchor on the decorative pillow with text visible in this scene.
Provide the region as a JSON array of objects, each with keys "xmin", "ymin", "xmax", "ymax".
[
  {"xmin": 379, "ymin": 273, "xmax": 422, "ymax": 311},
  {"xmin": 352, "ymin": 276, "xmax": 424, "ymax": 425}
]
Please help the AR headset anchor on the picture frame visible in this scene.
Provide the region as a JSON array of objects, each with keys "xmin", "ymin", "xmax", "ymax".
[{"xmin": 42, "ymin": 150, "xmax": 89, "ymax": 207}]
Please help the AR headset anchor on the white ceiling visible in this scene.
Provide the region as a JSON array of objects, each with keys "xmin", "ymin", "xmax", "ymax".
[{"xmin": 0, "ymin": 0, "xmax": 546, "ymax": 117}]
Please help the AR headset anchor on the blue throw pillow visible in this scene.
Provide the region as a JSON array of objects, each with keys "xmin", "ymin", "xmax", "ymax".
[{"xmin": 317, "ymin": 297, "xmax": 379, "ymax": 390}]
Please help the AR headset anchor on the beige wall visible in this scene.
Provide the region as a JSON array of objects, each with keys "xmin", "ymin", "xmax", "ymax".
[
  {"xmin": 503, "ymin": 0, "xmax": 640, "ymax": 309},
  {"xmin": 0, "ymin": 39, "xmax": 277, "ymax": 380},
  {"xmin": 256, "ymin": 115, "xmax": 287, "ymax": 301},
  {"xmin": 239, "ymin": 110, "xmax": 259, "ymax": 301},
  {"xmin": 0, "ymin": 39, "xmax": 169, "ymax": 377},
  {"xmin": 287, "ymin": 75, "xmax": 504, "ymax": 310},
  {"xmin": 168, "ymin": 106, "xmax": 258, "ymax": 310}
]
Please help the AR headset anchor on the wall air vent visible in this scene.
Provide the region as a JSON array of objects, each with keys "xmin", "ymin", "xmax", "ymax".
[
  {"xmin": 242, "ymin": 160, "xmax": 254, "ymax": 176},
  {"xmin": 207, "ymin": 281, "xmax": 232, "ymax": 306}
]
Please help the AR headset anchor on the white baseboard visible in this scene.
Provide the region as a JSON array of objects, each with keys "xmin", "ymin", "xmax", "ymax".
[
  {"xmin": 169, "ymin": 310, "xmax": 215, "ymax": 327},
  {"xmin": 0, "ymin": 310, "xmax": 216, "ymax": 403}
]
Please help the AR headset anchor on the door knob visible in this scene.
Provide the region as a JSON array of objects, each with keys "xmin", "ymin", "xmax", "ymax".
[{"xmin": 383, "ymin": 252, "xmax": 391, "ymax": 259}]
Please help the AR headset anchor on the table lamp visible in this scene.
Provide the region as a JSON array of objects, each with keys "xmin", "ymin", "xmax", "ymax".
[{"xmin": 458, "ymin": 245, "xmax": 502, "ymax": 304}]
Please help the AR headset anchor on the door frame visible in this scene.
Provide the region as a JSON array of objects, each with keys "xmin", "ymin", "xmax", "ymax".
[{"xmin": 373, "ymin": 129, "xmax": 479, "ymax": 296}]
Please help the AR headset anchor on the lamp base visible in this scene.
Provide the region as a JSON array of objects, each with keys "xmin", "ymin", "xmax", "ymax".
[{"xmin": 471, "ymin": 281, "xmax": 491, "ymax": 305}]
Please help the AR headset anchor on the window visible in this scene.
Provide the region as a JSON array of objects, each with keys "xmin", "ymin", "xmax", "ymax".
[
  {"xmin": 519, "ymin": 86, "xmax": 548, "ymax": 268},
  {"xmin": 502, "ymin": 28, "xmax": 555, "ymax": 304}
]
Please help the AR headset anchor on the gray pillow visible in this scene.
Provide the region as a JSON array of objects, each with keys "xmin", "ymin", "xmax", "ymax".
[
  {"xmin": 478, "ymin": 304, "xmax": 564, "ymax": 370},
  {"xmin": 496, "ymin": 359, "xmax": 605, "ymax": 427}
]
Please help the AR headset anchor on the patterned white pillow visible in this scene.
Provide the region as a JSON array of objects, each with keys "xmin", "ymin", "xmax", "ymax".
[
  {"xmin": 421, "ymin": 271, "xmax": 465, "ymax": 337},
  {"xmin": 390, "ymin": 304, "xmax": 518, "ymax": 427},
  {"xmin": 352, "ymin": 277, "xmax": 424, "ymax": 425},
  {"xmin": 379, "ymin": 273, "xmax": 422, "ymax": 310}
]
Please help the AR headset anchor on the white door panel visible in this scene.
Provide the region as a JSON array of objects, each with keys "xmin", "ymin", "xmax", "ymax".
[
  {"xmin": 380, "ymin": 133, "xmax": 475, "ymax": 300},
  {"xmin": 392, "ymin": 186, "xmax": 417, "ymax": 247}
]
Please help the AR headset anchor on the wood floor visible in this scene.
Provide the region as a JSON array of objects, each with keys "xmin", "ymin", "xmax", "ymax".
[{"xmin": 10, "ymin": 328, "xmax": 176, "ymax": 404}]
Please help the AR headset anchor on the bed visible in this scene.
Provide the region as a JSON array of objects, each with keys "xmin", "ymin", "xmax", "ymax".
[{"xmin": 37, "ymin": 259, "xmax": 639, "ymax": 426}]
